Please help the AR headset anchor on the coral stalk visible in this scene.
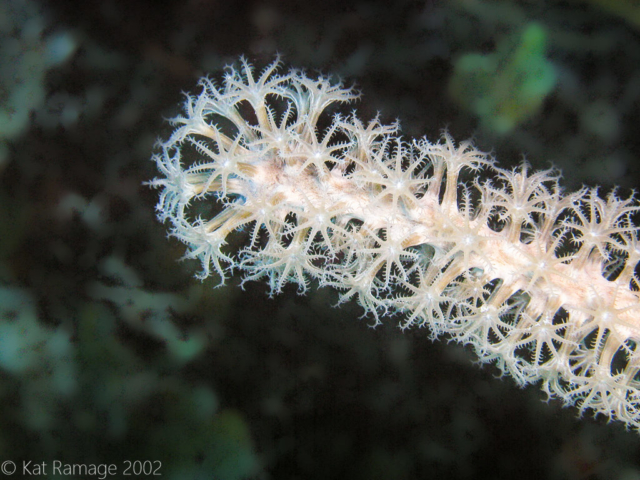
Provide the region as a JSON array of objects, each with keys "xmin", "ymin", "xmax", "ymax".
[{"xmin": 150, "ymin": 57, "xmax": 640, "ymax": 430}]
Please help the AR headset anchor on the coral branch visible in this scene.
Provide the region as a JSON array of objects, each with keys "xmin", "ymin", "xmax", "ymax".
[{"xmin": 150, "ymin": 57, "xmax": 640, "ymax": 430}]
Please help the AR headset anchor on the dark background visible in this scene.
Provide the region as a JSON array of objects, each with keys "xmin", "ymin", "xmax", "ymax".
[{"xmin": 2, "ymin": 0, "xmax": 640, "ymax": 479}]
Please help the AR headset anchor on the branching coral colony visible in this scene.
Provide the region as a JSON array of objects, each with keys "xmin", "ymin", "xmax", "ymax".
[{"xmin": 150, "ymin": 57, "xmax": 640, "ymax": 430}]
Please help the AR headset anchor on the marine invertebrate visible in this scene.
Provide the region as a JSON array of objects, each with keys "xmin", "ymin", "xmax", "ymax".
[{"xmin": 149, "ymin": 57, "xmax": 640, "ymax": 430}]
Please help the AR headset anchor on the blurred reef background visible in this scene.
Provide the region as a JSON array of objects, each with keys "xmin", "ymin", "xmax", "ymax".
[{"xmin": 2, "ymin": 0, "xmax": 640, "ymax": 479}]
